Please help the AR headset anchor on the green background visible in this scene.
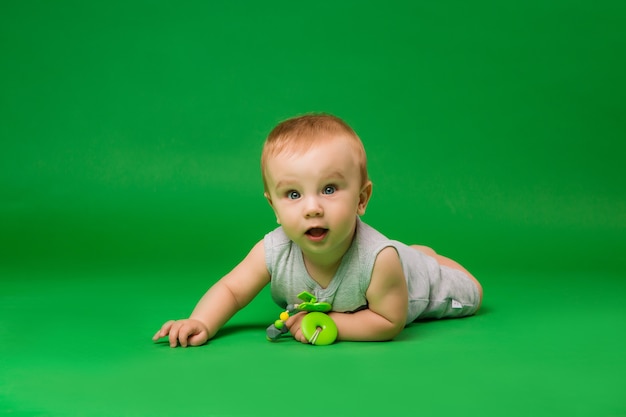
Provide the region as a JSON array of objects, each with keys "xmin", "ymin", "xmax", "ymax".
[{"xmin": 1, "ymin": 1, "xmax": 625, "ymax": 416}]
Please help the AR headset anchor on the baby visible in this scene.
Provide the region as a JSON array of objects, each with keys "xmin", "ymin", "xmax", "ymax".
[{"xmin": 153, "ymin": 114, "xmax": 483, "ymax": 347}]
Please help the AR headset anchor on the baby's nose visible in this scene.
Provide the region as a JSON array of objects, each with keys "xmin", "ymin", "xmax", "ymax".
[{"xmin": 304, "ymin": 196, "xmax": 324, "ymax": 217}]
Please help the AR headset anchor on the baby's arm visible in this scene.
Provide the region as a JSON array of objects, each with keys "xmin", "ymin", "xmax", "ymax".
[
  {"xmin": 288, "ymin": 247, "xmax": 408, "ymax": 342},
  {"xmin": 152, "ymin": 240, "xmax": 270, "ymax": 347}
]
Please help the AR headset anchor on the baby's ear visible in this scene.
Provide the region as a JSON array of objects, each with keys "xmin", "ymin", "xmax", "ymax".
[
  {"xmin": 264, "ymin": 192, "xmax": 281, "ymax": 224},
  {"xmin": 357, "ymin": 181, "xmax": 373, "ymax": 215}
]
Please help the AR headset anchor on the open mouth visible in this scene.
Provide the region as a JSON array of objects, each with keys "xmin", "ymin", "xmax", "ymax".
[{"xmin": 306, "ymin": 228, "xmax": 328, "ymax": 239}]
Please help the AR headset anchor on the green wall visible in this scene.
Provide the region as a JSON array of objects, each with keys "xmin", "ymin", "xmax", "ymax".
[
  {"xmin": 2, "ymin": 3, "xmax": 625, "ymax": 416},
  {"xmin": 2, "ymin": 1, "xmax": 625, "ymax": 272}
]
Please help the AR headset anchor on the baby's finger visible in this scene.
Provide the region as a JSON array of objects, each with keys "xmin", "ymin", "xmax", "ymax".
[
  {"xmin": 168, "ymin": 322, "xmax": 183, "ymax": 348},
  {"xmin": 152, "ymin": 320, "xmax": 176, "ymax": 341},
  {"xmin": 284, "ymin": 311, "xmax": 304, "ymax": 327},
  {"xmin": 188, "ymin": 331, "xmax": 208, "ymax": 347},
  {"xmin": 177, "ymin": 325, "xmax": 194, "ymax": 348},
  {"xmin": 294, "ymin": 328, "xmax": 308, "ymax": 344}
]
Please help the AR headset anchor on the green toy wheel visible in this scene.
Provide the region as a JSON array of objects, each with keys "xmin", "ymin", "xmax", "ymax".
[{"xmin": 300, "ymin": 312, "xmax": 337, "ymax": 345}]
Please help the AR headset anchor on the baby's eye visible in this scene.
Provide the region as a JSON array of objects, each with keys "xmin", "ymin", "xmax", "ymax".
[
  {"xmin": 322, "ymin": 185, "xmax": 336, "ymax": 195},
  {"xmin": 287, "ymin": 190, "xmax": 301, "ymax": 200}
]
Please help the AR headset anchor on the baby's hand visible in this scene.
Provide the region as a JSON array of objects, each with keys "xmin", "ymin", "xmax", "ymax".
[
  {"xmin": 285, "ymin": 312, "xmax": 309, "ymax": 344},
  {"xmin": 152, "ymin": 319, "xmax": 210, "ymax": 348}
]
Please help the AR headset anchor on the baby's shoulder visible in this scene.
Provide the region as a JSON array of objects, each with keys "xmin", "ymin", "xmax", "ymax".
[{"xmin": 264, "ymin": 226, "xmax": 291, "ymax": 247}]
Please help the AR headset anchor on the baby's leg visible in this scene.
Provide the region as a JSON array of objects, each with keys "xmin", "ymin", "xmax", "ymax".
[{"xmin": 411, "ymin": 245, "xmax": 483, "ymax": 309}]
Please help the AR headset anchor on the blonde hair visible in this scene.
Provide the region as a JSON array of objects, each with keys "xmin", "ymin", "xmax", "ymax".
[{"xmin": 261, "ymin": 113, "xmax": 369, "ymax": 191}]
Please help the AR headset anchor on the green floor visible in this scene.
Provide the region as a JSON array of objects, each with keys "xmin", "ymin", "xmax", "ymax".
[{"xmin": 1, "ymin": 264, "xmax": 624, "ymax": 416}]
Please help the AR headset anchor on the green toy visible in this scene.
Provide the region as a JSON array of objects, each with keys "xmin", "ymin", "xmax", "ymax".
[{"xmin": 266, "ymin": 291, "xmax": 338, "ymax": 345}]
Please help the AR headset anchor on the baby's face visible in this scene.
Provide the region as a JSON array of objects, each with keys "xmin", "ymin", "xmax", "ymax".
[{"xmin": 264, "ymin": 136, "xmax": 370, "ymax": 260}]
